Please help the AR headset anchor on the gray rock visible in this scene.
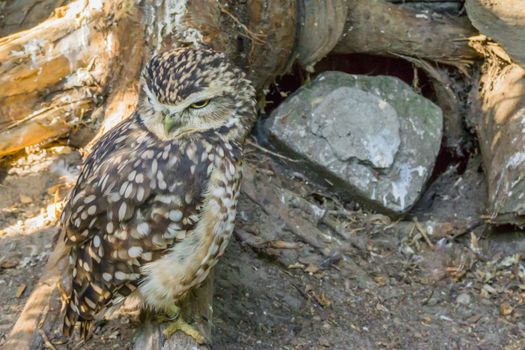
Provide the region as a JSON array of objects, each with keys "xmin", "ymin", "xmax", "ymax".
[{"xmin": 264, "ymin": 71, "xmax": 443, "ymax": 214}]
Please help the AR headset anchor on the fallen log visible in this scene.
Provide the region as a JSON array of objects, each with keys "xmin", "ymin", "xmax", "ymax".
[
  {"xmin": 465, "ymin": 1, "xmax": 525, "ymax": 225},
  {"xmin": 468, "ymin": 42, "xmax": 525, "ymax": 225},
  {"xmin": 0, "ymin": 0, "xmax": 138, "ymax": 156},
  {"xmin": 465, "ymin": 0, "xmax": 525, "ymax": 68},
  {"xmin": 334, "ymin": 0, "xmax": 478, "ymax": 71}
]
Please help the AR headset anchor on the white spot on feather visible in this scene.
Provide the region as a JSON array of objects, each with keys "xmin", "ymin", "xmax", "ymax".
[{"xmin": 118, "ymin": 202, "xmax": 127, "ymax": 221}]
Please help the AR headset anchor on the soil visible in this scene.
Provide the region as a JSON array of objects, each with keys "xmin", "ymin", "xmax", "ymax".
[{"xmin": 1, "ymin": 145, "xmax": 525, "ymax": 350}]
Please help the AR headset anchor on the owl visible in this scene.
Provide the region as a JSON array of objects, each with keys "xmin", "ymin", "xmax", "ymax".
[{"xmin": 61, "ymin": 47, "xmax": 256, "ymax": 340}]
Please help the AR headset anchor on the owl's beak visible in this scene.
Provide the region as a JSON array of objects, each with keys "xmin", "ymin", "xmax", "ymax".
[{"xmin": 163, "ymin": 114, "xmax": 180, "ymax": 135}]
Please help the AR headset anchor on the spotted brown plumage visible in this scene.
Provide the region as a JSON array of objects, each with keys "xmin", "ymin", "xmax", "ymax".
[{"xmin": 61, "ymin": 47, "xmax": 256, "ymax": 338}]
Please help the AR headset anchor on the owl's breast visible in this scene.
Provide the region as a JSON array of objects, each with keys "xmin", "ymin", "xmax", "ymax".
[{"xmin": 138, "ymin": 142, "xmax": 242, "ymax": 311}]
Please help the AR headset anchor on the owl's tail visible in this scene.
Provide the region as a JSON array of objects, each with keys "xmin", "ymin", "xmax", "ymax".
[
  {"xmin": 62, "ymin": 301, "xmax": 94, "ymax": 339},
  {"xmin": 62, "ymin": 302, "xmax": 77, "ymax": 337}
]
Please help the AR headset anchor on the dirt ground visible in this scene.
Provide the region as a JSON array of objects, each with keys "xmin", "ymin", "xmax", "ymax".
[{"xmin": 1, "ymin": 145, "xmax": 525, "ymax": 350}]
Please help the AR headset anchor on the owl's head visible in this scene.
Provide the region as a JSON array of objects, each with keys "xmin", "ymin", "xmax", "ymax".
[{"xmin": 140, "ymin": 47, "xmax": 256, "ymax": 143}]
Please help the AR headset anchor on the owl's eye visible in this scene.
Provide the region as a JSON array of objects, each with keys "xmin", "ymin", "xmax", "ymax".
[{"xmin": 189, "ymin": 99, "xmax": 210, "ymax": 109}]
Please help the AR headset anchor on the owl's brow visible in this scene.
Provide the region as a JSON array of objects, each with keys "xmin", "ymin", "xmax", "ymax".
[{"xmin": 163, "ymin": 89, "xmax": 226, "ymax": 114}]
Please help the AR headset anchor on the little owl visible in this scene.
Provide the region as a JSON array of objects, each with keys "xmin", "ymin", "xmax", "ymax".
[{"xmin": 61, "ymin": 47, "xmax": 256, "ymax": 341}]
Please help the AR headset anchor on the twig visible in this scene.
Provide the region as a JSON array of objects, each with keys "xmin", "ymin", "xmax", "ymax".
[
  {"xmin": 246, "ymin": 139, "xmax": 300, "ymax": 163},
  {"xmin": 414, "ymin": 219, "xmax": 434, "ymax": 249}
]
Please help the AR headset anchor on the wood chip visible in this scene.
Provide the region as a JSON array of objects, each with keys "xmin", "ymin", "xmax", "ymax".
[
  {"xmin": 305, "ymin": 264, "xmax": 320, "ymax": 274},
  {"xmin": 500, "ymin": 303, "xmax": 513, "ymax": 316},
  {"xmin": 288, "ymin": 262, "xmax": 305, "ymax": 269},
  {"xmin": 269, "ymin": 240, "xmax": 302, "ymax": 249},
  {"xmin": 20, "ymin": 194, "xmax": 33, "ymax": 204},
  {"xmin": 1, "ymin": 258, "xmax": 19, "ymax": 269},
  {"xmin": 312, "ymin": 291, "xmax": 331, "ymax": 308},
  {"xmin": 16, "ymin": 283, "xmax": 27, "ymax": 298}
]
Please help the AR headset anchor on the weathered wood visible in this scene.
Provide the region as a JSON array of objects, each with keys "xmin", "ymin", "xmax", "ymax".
[
  {"xmin": 0, "ymin": 96, "xmax": 94, "ymax": 156},
  {"xmin": 466, "ymin": 0, "xmax": 525, "ymax": 67},
  {"xmin": 295, "ymin": 0, "xmax": 348, "ymax": 71},
  {"xmin": 241, "ymin": 165, "xmax": 331, "ymax": 255},
  {"xmin": 334, "ymin": 0, "xmax": 479, "ymax": 70},
  {"xmin": 465, "ymin": 1, "xmax": 525, "ymax": 225},
  {"xmin": 0, "ymin": 0, "xmax": 67, "ymax": 37},
  {"xmin": 469, "ymin": 44, "xmax": 525, "ymax": 225},
  {"xmin": 0, "ymin": 0, "xmax": 131, "ymax": 156}
]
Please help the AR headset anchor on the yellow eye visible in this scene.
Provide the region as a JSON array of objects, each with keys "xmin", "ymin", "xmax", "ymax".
[{"xmin": 189, "ymin": 99, "xmax": 210, "ymax": 109}]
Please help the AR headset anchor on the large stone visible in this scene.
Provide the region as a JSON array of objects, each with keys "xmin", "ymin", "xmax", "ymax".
[{"xmin": 264, "ymin": 71, "xmax": 443, "ymax": 214}]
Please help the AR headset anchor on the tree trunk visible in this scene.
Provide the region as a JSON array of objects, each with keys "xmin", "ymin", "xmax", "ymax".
[{"xmin": 2, "ymin": 0, "xmax": 482, "ymax": 349}]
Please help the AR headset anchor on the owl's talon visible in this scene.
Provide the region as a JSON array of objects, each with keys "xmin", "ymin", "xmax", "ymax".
[
  {"xmin": 162, "ymin": 317, "xmax": 206, "ymax": 344},
  {"xmin": 166, "ymin": 304, "xmax": 181, "ymax": 320}
]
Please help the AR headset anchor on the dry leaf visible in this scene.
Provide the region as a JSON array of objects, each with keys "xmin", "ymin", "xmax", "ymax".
[{"xmin": 374, "ymin": 275, "xmax": 386, "ymax": 286}]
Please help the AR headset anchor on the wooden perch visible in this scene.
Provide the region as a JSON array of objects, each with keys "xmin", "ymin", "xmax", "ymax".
[{"xmin": 133, "ymin": 274, "xmax": 214, "ymax": 350}]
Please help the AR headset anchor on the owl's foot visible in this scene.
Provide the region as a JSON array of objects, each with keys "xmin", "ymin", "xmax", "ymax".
[{"xmin": 161, "ymin": 305, "xmax": 206, "ymax": 344}]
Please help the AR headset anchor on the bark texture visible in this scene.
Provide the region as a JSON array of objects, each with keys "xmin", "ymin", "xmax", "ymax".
[
  {"xmin": 334, "ymin": 0, "xmax": 479, "ymax": 70},
  {"xmin": 466, "ymin": 1, "xmax": 525, "ymax": 225},
  {"xmin": 466, "ymin": 0, "xmax": 525, "ymax": 67}
]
